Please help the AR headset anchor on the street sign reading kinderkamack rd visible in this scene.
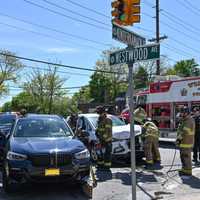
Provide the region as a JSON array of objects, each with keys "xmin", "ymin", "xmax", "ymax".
[
  {"xmin": 112, "ymin": 23, "xmax": 146, "ymax": 46},
  {"xmin": 109, "ymin": 43, "xmax": 160, "ymax": 66}
]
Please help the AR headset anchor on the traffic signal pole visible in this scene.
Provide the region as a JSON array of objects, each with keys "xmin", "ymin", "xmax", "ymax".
[
  {"xmin": 128, "ymin": 61, "xmax": 136, "ymax": 200},
  {"xmin": 156, "ymin": 0, "xmax": 160, "ymax": 75}
]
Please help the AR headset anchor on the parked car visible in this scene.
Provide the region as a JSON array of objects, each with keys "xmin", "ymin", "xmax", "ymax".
[
  {"xmin": 0, "ymin": 113, "xmax": 18, "ymax": 164},
  {"xmin": 0, "ymin": 114, "xmax": 90, "ymax": 193},
  {"xmin": 75, "ymin": 114, "xmax": 144, "ymax": 161}
]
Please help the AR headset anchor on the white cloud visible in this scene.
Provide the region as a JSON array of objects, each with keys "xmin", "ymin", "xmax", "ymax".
[{"xmin": 46, "ymin": 47, "xmax": 79, "ymax": 53}]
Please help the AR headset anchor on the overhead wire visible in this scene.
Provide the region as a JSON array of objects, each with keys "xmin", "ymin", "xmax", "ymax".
[
  {"xmin": 41, "ymin": 0, "xmax": 110, "ymax": 27},
  {"xmin": 0, "ymin": 21, "xmax": 104, "ymax": 51},
  {"xmin": 176, "ymin": 0, "xmax": 200, "ymax": 16},
  {"xmin": 0, "ymin": 12, "xmax": 110, "ymax": 47},
  {"xmin": 64, "ymin": 0, "xmax": 110, "ymax": 19},
  {"xmin": 22, "ymin": 0, "xmax": 111, "ymax": 32},
  {"xmin": 0, "ymin": 52, "xmax": 124, "ymax": 75}
]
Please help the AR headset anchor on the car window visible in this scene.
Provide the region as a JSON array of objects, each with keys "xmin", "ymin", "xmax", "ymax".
[
  {"xmin": 77, "ymin": 117, "xmax": 86, "ymax": 130},
  {"xmin": 14, "ymin": 118, "xmax": 72, "ymax": 138},
  {"xmin": 0, "ymin": 115, "xmax": 16, "ymax": 126},
  {"xmin": 88, "ymin": 115, "xmax": 126, "ymax": 128}
]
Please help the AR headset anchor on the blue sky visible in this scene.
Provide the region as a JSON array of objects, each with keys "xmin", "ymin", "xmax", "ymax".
[{"xmin": 0, "ymin": 0, "xmax": 200, "ymax": 106}]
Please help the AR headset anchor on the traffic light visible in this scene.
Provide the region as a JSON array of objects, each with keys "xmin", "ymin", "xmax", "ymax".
[
  {"xmin": 128, "ymin": 0, "xmax": 140, "ymax": 25},
  {"xmin": 111, "ymin": 0, "xmax": 141, "ymax": 26},
  {"xmin": 111, "ymin": 0, "xmax": 129, "ymax": 26}
]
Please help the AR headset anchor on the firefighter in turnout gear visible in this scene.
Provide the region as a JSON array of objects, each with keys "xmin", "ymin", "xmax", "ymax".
[
  {"xmin": 134, "ymin": 106, "xmax": 147, "ymax": 125},
  {"xmin": 96, "ymin": 106, "xmax": 112, "ymax": 170},
  {"xmin": 142, "ymin": 118, "xmax": 161, "ymax": 169},
  {"xmin": 176, "ymin": 106, "xmax": 195, "ymax": 176}
]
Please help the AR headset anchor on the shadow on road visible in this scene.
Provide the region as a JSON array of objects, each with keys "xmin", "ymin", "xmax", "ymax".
[
  {"xmin": 0, "ymin": 183, "xmax": 90, "ymax": 200},
  {"xmin": 159, "ymin": 141, "xmax": 177, "ymax": 149},
  {"xmin": 181, "ymin": 175, "xmax": 200, "ymax": 189}
]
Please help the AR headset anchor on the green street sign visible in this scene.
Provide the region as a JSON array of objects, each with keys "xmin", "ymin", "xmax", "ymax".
[
  {"xmin": 112, "ymin": 23, "xmax": 146, "ymax": 46},
  {"xmin": 109, "ymin": 43, "xmax": 160, "ymax": 66}
]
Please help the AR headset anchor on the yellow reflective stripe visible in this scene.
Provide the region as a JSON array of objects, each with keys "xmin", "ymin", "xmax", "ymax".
[
  {"xmin": 105, "ymin": 137, "xmax": 112, "ymax": 142},
  {"xmin": 146, "ymin": 160, "xmax": 153, "ymax": 164},
  {"xmin": 183, "ymin": 127, "xmax": 194, "ymax": 135},
  {"xmin": 105, "ymin": 124, "xmax": 112, "ymax": 128},
  {"xmin": 180, "ymin": 144, "xmax": 193, "ymax": 148},
  {"xmin": 97, "ymin": 161, "xmax": 104, "ymax": 165},
  {"xmin": 145, "ymin": 134, "xmax": 159, "ymax": 138},
  {"xmin": 104, "ymin": 162, "xmax": 112, "ymax": 167},
  {"xmin": 181, "ymin": 169, "xmax": 192, "ymax": 174}
]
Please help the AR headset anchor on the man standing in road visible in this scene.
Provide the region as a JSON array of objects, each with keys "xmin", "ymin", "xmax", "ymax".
[
  {"xmin": 176, "ymin": 106, "xmax": 195, "ymax": 176},
  {"xmin": 142, "ymin": 118, "xmax": 161, "ymax": 169},
  {"xmin": 96, "ymin": 106, "xmax": 112, "ymax": 170},
  {"xmin": 192, "ymin": 107, "xmax": 200, "ymax": 163}
]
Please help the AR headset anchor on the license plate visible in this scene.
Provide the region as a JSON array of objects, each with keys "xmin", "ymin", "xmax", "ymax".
[{"xmin": 45, "ymin": 169, "xmax": 60, "ymax": 176}]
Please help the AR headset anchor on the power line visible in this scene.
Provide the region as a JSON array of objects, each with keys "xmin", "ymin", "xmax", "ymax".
[
  {"xmin": 144, "ymin": 1, "xmax": 200, "ymax": 35},
  {"xmin": 0, "ymin": 12, "xmax": 110, "ymax": 47},
  {"xmin": 0, "ymin": 52, "xmax": 124, "ymax": 75},
  {"xmin": 41, "ymin": 0, "xmax": 110, "ymax": 27},
  {"xmin": 143, "ymin": 12, "xmax": 200, "ymax": 45},
  {"xmin": 22, "ymin": 0, "xmax": 111, "ymax": 32},
  {"xmin": 9, "ymin": 86, "xmax": 85, "ymax": 90},
  {"xmin": 183, "ymin": 0, "xmax": 200, "ymax": 13},
  {"xmin": 22, "ymin": 65, "xmax": 91, "ymax": 77},
  {"xmin": 0, "ymin": 21, "xmax": 103, "ymax": 51},
  {"xmin": 64, "ymin": 0, "xmax": 110, "ymax": 19},
  {"xmin": 176, "ymin": 0, "xmax": 200, "ymax": 16}
]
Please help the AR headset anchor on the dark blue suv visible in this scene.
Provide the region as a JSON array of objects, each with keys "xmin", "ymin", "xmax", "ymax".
[{"xmin": 1, "ymin": 114, "xmax": 90, "ymax": 193}]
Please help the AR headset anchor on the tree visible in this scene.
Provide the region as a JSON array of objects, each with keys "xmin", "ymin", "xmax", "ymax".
[
  {"xmin": 166, "ymin": 59, "xmax": 199, "ymax": 77},
  {"xmin": 134, "ymin": 66, "xmax": 148, "ymax": 89},
  {"xmin": 1, "ymin": 101, "xmax": 12, "ymax": 112},
  {"xmin": 0, "ymin": 50, "xmax": 24, "ymax": 96},
  {"xmin": 24, "ymin": 67, "xmax": 66, "ymax": 114},
  {"xmin": 11, "ymin": 92, "xmax": 38, "ymax": 112}
]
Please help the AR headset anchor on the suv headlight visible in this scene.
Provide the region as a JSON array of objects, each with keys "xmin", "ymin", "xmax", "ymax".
[
  {"xmin": 75, "ymin": 149, "xmax": 90, "ymax": 160},
  {"xmin": 7, "ymin": 151, "xmax": 27, "ymax": 161}
]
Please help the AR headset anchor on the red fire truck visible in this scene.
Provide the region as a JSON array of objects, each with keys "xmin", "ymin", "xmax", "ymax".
[{"xmin": 135, "ymin": 76, "xmax": 200, "ymax": 141}]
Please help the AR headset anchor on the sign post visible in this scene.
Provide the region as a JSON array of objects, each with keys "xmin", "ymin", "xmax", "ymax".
[{"xmin": 128, "ymin": 61, "xmax": 136, "ymax": 200}]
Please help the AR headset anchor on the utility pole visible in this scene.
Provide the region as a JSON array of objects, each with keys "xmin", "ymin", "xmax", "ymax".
[
  {"xmin": 128, "ymin": 61, "xmax": 136, "ymax": 200},
  {"xmin": 156, "ymin": 0, "xmax": 160, "ymax": 75}
]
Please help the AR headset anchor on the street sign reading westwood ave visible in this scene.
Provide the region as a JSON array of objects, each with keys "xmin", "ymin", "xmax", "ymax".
[
  {"xmin": 112, "ymin": 23, "xmax": 146, "ymax": 46},
  {"xmin": 109, "ymin": 43, "xmax": 160, "ymax": 66}
]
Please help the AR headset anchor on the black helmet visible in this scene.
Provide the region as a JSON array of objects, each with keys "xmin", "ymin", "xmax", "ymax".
[
  {"xmin": 180, "ymin": 106, "xmax": 190, "ymax": 114},
  {"xmin": 96, "ymin": 106, "xmax": 105, "ymax": 114}
]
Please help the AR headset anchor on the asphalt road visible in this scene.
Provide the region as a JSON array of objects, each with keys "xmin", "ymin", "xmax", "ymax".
[{"xmin": 0, "ymin": 143, "xmax": 183, "ymax": 200}]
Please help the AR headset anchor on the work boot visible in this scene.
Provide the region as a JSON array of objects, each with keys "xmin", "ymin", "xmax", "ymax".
[
  {"xmin": 178, "ymin": 170, "xmax": 192, "ymax": 177},
  {"xmin": 82, "ymin": 183, "xmax": 93, "ymax": 198}
]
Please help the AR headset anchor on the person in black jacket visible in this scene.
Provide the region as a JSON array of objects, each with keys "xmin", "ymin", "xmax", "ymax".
[{"xmin": 192, "ymin": 107, "xmax": 200, "ymax": 163}]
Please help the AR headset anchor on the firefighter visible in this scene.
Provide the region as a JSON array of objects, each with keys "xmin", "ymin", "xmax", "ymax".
[
  {"xmin": 96, "ymin": 106, "xmax": 112, "ymax": 170},
  {"xmin": 176, "ymin": 106, "xmax": 195, "ymax": 176},
  {"xmin": 134, "ymin": 106, "xmax": 147, "ymax": 125},
  {"xmin": 18, "ymin": 108, "xmax": 27, "ymax": 117},
  {"xmin": 192, "ymin": 107, "xmax": 200, "ymax": 163},
  {"xmin": 142, "ymin": 118, "xmax": 161, "ymax": 169}
]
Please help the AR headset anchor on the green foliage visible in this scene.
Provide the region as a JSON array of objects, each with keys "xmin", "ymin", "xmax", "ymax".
[
  {"xmin": 166, "ymin": 59, "xmax": 199, "ymax": 77},
  {"xmin": 0, "ymin": 50, "xmax": 24, "ymax": 96},
  {"xmin": 134, "ymin": 66, "xmax": 149, "ymax": 89},
  {"xmin": 1, "ymin": 101, "xmax": 12, "ymax": 112}
]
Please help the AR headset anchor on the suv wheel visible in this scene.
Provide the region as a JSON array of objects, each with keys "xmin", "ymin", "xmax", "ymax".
[{"xmin": 2, "ymin": 163, "xmax": 15, "ymax": 193}]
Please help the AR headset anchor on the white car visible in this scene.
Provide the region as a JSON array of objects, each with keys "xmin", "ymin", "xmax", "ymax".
[{"xmin": 75, "ymin": 114, "xmax": 144, "ymax": 160}]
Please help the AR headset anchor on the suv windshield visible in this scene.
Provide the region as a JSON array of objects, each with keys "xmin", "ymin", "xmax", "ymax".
[
  {"xmin": 89, "ymin": 115, "xmax": 126, "ymax": 128},
  {"xmin": 0, "ymin": 115, "xmax": 16, "ymax": 126},
  {"xmin": 14, "ymin": 117, "xmax": 72, "ymax": 138}
]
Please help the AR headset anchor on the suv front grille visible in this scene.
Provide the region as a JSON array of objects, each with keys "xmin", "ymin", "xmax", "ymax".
[{"xmin": 30, "ymin": 153, "xmax": 72, "ymax": 167}]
